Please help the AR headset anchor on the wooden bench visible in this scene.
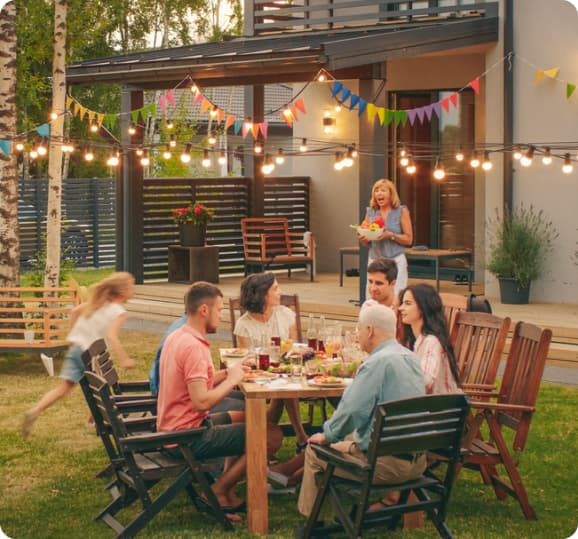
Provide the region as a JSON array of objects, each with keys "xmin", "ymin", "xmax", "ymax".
[
  {"xmin": 0, "ymin": 284, "xmax": 82, "ymax": 354},
  {"xmin": 241, "ymin": 217, "xmax": 315, "ymax": 281}
]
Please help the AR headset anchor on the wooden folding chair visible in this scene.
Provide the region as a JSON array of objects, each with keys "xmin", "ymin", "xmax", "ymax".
[
  {"xmin": 301, "ymin": 394, "xmax": 470, "ymax": 539},
  {"xmin": 450, "ymin": 311, "xmax": 511, "ymax": 392},
  {"xmin": 439, "ymin": 293, "xmax": 468, "ymax": 336},
  {"xmin": 84, "ymin": 371, "xmax": 234, "ymax": 537},
  {"xmin": 229, "ymin": 294, "xmax": 303, "ymax": 347},
  {"xmin": 459, "ymin": 321, "xmax": 552, "ymax": 519}
]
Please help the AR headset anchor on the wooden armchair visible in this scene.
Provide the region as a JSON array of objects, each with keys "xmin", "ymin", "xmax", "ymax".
[
  {"xmin": 450, "ymin": 311, "xmax": 511, "ymax": 392},
  {"xmin": 84, "ymin": 371, "xmax": 234, "ymax": 537},
  {"xmin": 439, "ymin": 293, "xmax": 468, "ymax": 336},
  {"xmin": 301, "ymin": 394, "xmax": 470, "ymax": 539},
  {"xmin": 459, "ymin": 321, "xmax": 552, "ymax": 520},
  {"xmin": 241, "ymin": 217, "xmax": 315, "ymax": 281}
]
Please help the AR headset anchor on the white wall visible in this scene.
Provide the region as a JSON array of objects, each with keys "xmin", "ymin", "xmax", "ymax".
[{"xmin": 484, "ymin": 0, "xmax": 578, "ymax": 303}]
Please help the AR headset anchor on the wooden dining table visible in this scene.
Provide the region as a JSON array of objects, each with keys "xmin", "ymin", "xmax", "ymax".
[{"xmin": 239, "ymin": 379, "xmax": 346, "ymax": 535}]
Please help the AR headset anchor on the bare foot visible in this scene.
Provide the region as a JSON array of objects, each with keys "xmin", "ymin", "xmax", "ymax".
[{"xmin": 22, "ymin": 409, "xmax": 38, "ymax": 439}]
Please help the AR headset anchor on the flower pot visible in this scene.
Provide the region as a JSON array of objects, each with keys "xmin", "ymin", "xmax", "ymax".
[
  {"xmin": 179, "ymin": 223, "xmax": 207, "ymax": 247},
  {"xmin": 498, "ymin": 278, "xmax": 530, "ymax": 305}
]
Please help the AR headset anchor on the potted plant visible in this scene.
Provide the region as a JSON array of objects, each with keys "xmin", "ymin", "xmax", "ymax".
[
  {"xmin": 172, "ymin": 202, "xmax": 215, "ymax": 247},
  {"xmin": 487, "ymin": 204, "xmax": 558, "ymax": 304}
]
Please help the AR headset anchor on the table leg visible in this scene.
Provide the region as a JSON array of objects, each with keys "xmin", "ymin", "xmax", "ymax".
[
  {"xmin": 245, "ymin": 397, "xmax": 268, "ymax": 534},
  {"xmin": 435, "ymin": 259, "xmax": 440, "ymax": 291}
]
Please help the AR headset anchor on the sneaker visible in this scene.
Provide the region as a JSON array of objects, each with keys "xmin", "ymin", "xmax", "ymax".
[{"xmin": 22, "ymin": 409, "xmax": 38, "ymax": 439}]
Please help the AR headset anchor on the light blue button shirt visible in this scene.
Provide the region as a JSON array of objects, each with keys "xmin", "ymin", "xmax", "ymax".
[{"xmin": 323, "ymin": 339, "xmax": 425, "ymax": 451}]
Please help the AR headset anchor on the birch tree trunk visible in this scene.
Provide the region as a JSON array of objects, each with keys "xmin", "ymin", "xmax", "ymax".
[
  {"xmin": 0, "ymin": 2, "xmax": 19, "ymax": 288},
  {"xmin": 44, "ymin": 0, "xmax": 67, "ymax": 288}
]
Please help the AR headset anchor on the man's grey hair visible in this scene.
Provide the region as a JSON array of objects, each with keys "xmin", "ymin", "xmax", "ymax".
[{"xmin": 358, "ymin": 303, "xmax": 397, "ymax": 336}]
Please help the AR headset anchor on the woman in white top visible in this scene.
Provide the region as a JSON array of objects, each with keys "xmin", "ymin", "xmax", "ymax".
[
  {"xmin": 398, "ymin": 283, "xmax": 461, "ymax": 394},
  {"xmin": 22, "ymin": 272, "xmax": 136, "ymax": 438},
  {"xmin": 234, "ymin": 272, "xmax": 308, "ymax": 450}
]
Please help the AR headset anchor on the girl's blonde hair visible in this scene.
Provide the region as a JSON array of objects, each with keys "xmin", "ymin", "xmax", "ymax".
[
  {"xmin": 369, "ymin": 179, "xmax": 401, "ymax": 210},
  {"xmin": 83, "ymin": 272, "xmax": 135, "ymax": 317}
]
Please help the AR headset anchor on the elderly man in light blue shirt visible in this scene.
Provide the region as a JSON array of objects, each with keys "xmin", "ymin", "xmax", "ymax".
[{"xmin": 297, "ymin": 303, "xmax": 427, "ymax": 519}]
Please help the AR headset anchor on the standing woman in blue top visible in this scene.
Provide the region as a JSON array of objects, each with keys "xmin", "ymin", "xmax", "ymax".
[{"xmin": 358, "ymin": 179, "xmax": 413, "ymax": 297}]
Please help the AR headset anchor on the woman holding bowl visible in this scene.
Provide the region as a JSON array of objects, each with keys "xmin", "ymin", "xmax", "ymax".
[{"xmin": 358, "ymin": 178, "xmax": 413, "ymax": 296}]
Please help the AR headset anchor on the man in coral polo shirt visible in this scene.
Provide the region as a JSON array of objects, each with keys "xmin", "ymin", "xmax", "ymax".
[{"xmin": 157, "ymin": 281, "xmax": 282, "ymax": 514}]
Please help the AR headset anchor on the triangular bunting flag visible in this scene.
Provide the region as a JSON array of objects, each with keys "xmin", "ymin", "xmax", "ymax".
[
  {"xmin": 159, "ymin": 95, "xmax": 167, "ymax": 111},
  {"xmin": 449, "ymin": 92, "xmax": 458, "ymax": 108},
  {"xmin": 78, "ymin": 106, "xmax": 87, "ymax": 120},
  {"xmin": 233, "ymin": 120, "xmax": 243, "ymax": 135},
  {"xmin": 377, "ymin": 107, "xmax": 385, "ymax": 126},
  {"xmin": 407, "ymin": 109, "xmax": 417, "ymax": 126},
  {"xmin": 66, "ymin": 96, "xmax": 73, "ymax": 110},
  {"xmin": 73, "ymin": 102, "xmax": 81, "ymax": 116},
  {"xmin": 131, "ymin": 109, "xmax": 140, "ymax": 123},
  {"xmin": 534, "ymin": 70, "xmax": 545, "ymax": 84},
  {"xmin": 149, "ymin": 103, "xmax": 157, "ymax": 118},
  {"xmin": 349, "ymin": 94, "xmax": 360, "ymax": 110},
  {"xmin": 416, "ymin": 107, "xmax": 425, "ymax": 124},
  {"xmin": 395, "ymin": 110, "xmax": 408, "ymax": 127},
  {"xmin": 194, "ymin": 92, "xmax": 204, "ymax": 105},
  {"xmin": 225, "ymin": 114, "xmax": 236, "ymax": 130},
  {"xmin": 294, "ymin": 97, "xmax": 306, "ymax": 114},
  {"xmin": 0, "ymin": 140, "xmax": 11, "ymax": 156},
  {"xmin": 384, "ymin": 109, "xmax": 394, "ymax": 126},
  {"xmin": 341, "ymin": 88, "xmax": 351, "ymax": 105},
  {"xmin": 366, "ymin": 103, "xmax": 377, "ymax": 121},
  {"xmin": 441, "ymin": 97, "xmax": 451, "ymax": 113},
  {"xmin": 432, "ymin": 102, "xmax": 442, "ymax": 118},
  {"xmin": 200, "ymin": 98, "xmax": 212, "ymax": 113},
  {"xmin": 217, "ymin": 109, "xmax": 225, "ymax": 124},
  {"xmin": 332, "ymin": 81, "xmax": 344, "ymax": 97},
  {"xmin": 424, "ymin": 105, "xmax": 434, "ymax": 122},
  {"xmin": 104, "ymin": 114, "xmax": 116, "ymax": 130},
  {"xmin": 88, "ymin": 110, "xmax": 96, "ymax": 124},
  {"xmin": 567, "ymin": 83, "xmax": 577, "ymax": 98},
  {"xmin": 260, "ymin": 121, "xmax": 269, "ymax": 139},
  {"xmin": 96, "ymin": 113, "xmax": 105, "ymax": 127},
  {"xmin": 251, "ymin": 124, "xmax": 260, "ymax": 139},
  {"xmin": 469, "ymin": 78, "xmax": 480, "ymax": 94},
  {"xmin": 544, "ymin": 67, "xmax": 560, "ymax": 79},
  {"xmin": 166, "ymin": 90, "xmax": 175, "ymax": 106},
  {"xmin": 35, "ymin": 123, "xmax": 50, "ymax": 138},
  {"xmin": 357, "ymin": 99, "xmax": 367, "ymax": 116},
  {"xmin": 290, "ymin": 106, "xmax": 299, "ymax": 122}
]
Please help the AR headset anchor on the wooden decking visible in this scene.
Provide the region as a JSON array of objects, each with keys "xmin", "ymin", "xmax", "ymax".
[{"xmin": 129, "ymin": 272, "xmax": 578, "ymax": 370}]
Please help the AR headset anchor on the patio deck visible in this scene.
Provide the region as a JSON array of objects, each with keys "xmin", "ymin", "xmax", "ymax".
[{"xmin": 128, "ymin": 272, "xmax": 578, "ymax": 375}]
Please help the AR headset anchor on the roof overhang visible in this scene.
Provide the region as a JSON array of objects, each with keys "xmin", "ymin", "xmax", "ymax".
[{"xmin": 67, "ymin": 11, "xmax": 499, "ymax": 89}]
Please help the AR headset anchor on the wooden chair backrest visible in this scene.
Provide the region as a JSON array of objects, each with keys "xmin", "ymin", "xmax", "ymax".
[
  {"xmin": 229, "ymin": 294, "xmax": 303, "ymax": 347},
  {"xmin": 241, "ymin": 217, "xmax": 291, "ymax": 259},
  {"xmin": 498, "ymin": 321, "xmax": 552, "ymax": 451},
  {"xmin": 450, "ymin": 311, "xmax": 511, "ymax": 387},
  {"xmin": 439, "ymin": 293, "xmax": 468, "ymax": 336}
]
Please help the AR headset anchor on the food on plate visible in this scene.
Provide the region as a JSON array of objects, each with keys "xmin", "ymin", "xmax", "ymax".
[
  {"xmin": 224, "ymin": 348, "xmax": 248, "ymax": 357},
  {"xmin": 312, "ymin": 375, "xmax": 345, "ymax": 386},
  {"xmin": 320, "ymin": 359, "xmax": 360, "ymax": 378},
  {"xmin": 243, "ymin": 369, "xmax": 278, "ymax": 381},
  {"xmin": 268, "ymin": 364, "xmax": 291, "ymax": 374}
]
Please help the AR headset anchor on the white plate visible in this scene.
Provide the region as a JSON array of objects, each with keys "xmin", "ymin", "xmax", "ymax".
[
  {"xmin": 243, "ymin": 371, "xmax": 279, "ymax": 383},
  {"xmin": 222, "ymin": 348, "xmax": 248, "ymax": 358},
  {"xmin": 308, "ymin": 378, "xmax": 346, "ymax": 388}
]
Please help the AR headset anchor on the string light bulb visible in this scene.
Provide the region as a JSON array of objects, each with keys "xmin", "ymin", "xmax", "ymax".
[
  {"xmin": 169, "ymin": 134, "xmax": 176, "ymax": 148},
  {"xmin": 399, "ymin": 154, "xmax": 409, "ymax": 168},
  {"xmin": 542, "ymin": 147, "xmax": 552, "ymax": 166},
  {"xmin": 163, "ymin": 145, "xmax": 172, "ymax": 160},
  {"xmin": 520, "ymin": 145, "xmax": 534, "ymax": 167},
  {"xmin": 201, "ymin": 149, "xmax": 211, "ymax": 168},
  {"xmin": 299, "ymin": 138, "xmax": 307, "ymax": 152},
  {"xmin": 433, "ymin": 158, "xmax": 446, "ymax": 180},
  {"xmin": 208, "ymin": 132, "xmax": 217, "ymax": 146},
  {"xmin": 254, "ymin": 141, "xmax": 263, "ymax": 155},
  {"xmin": 190, "ymin": 83, "xmax": 199, "ymax": 94},
  {"xmin": 128, "ymin": 122, "xmax": 137, "ymax": 136},
  {"xmin": 136, "ymin": 147, "xmax": 144, "ymax": 156},
  {"xmin": 15, "ymin": 140, "xmax": 24, "ymax": 152},
  {"xmin": 90, "ymin": 119, "xmax": 99, "ymax": 133},
  {"xmin": 209, "ymin": 106, "xmax": 218, "ymax": 119},
  {"xmin": 350, "ymin": 144, "xmax": 358, "ymax": 158},
  {"xmin": 513, "ymin": 145, "xmax": 523, "ymax": 160},
  {"xmin": 275, "ymin": 148, "xmax": 285, "ymax": 165},
  {"xmin": 62, "ymin": 139, "xmax": 74, "ymax": 153},
  {"xmin": 50, "ymin": 111, "xmax": 58, "ymax": 121},
  {"xmin": 165, "ymin": 118, "xmax": 174, "ymax": 130},
  {"xmin": 261, "ymin": 154, "xmax": 275, "ymax": 175},
  {"xmin": 334, "ymin": 104, "xmax": 342, "ymax": 113},
  {"xmin": 218, "ymin": 150, "xmax": 227, "ymax": 166},
  {"xmin": 140, "ymin": 150, "xmax": 150, "ymax": 167},
  {"xmin": 482, "ymin": 151, "xmax": 493, "ymax": 171},
  {"xmin": 406, "ymin": 155, "xmax": 416, "ymax": 174},
  {"xmin": 244, "ymin": 117, "xmax": 253, "ymax": 130},
  {"xmin": 84, "ymin": 146, "xmax": 94, "ymax": 162},
  {"xmin": 455, "ymin": 147, "xmax": 465, "ymax": 162},
  {"xmin": 343, "ymin": 147, "xmax": 354, "ymax": 167},
  {"xmin": 282, "ymin": 107, "xmax": 292, "ymax": 120},
  {"xmin": 470, "ymin": 152, "xmax": 481, "ymax": 168},
  {"xmin": 180, "ymin": 144, "xmax": 192, "ymax": 164},
  {"xmin": 29, "ymin": 145, "xmax": 39, "ymax": 160},
  {"xmin": 37, "ymin": 139, "xmax": 47, "ymax": 156},
  {"xmin": 107, "ymin": 150, "xmax": 120, "ymax": 167},
  {"xmin": 317, "ymin": 72, "xmax": 326, "ymax": 82},
  {"xmin": 562, "ymin": 153, "xmax": 573, "ymax": 174},
  {"xmin": 334, "ymin": 152, "xmax": 345, "ymax": 171}
]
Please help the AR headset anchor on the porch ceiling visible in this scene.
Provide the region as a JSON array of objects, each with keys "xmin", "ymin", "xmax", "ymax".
[{"xmin": 67, "ymin": 13, "xmax": 498, "ymax": 89}]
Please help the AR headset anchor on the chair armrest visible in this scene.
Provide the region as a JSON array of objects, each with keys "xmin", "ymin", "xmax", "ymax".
[
  {"xmin": 311, "ymin": 443, "xmax": 371, "ymax": 477},
  {"xmin": 470, "ymin": 401, "xmax": 535, "ymax": 413},
  {"xmin": 123, "ymin": 416, "xmax": 157, "ymax": 432},
  {"xmin": 460, "ymin": 383, "xmax": 497, "ymax": 391},
  {"xmin": 119, "ymin": 426, "xmax": 207, "ymax": 451},
  {"xmin": 114, "ymin": 398, "xmax": 157, "ymax": 414},
  {"xmin": 463, "ymin": 390, "xmax": 499, "ymax": 399},
  {"xmin": 117, "ymin": 380, "xmax": 152, "ymax": 392}
]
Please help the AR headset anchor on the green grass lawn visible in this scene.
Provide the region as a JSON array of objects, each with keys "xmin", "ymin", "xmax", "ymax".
[{"xmin": 1, "ymin": 329, "xmax": 577, "ymax": 538}]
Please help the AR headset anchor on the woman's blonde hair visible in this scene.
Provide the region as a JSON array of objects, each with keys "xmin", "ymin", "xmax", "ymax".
[
  {"xmin": 369, "ymin": 179, "xmax": 401, "ymax": 210},
  {"xmin": 83, "ymin": 272, "xmax": 135, "ymax": 317}
]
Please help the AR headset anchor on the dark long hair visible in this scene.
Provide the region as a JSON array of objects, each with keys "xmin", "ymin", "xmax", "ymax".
[
  {"xmin": 240, "ymin": 272, "xmax": 275, "ymax": 314},
  {"xmin": 399, "ymin": 284, "xmax": 460, "ymax": 384}
]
